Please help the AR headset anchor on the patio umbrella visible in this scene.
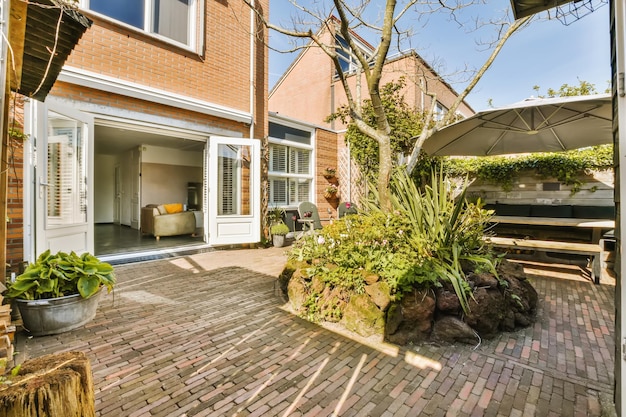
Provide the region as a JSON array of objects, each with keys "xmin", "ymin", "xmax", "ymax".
[{"xmin": 422, "ymin": 94, "xmax": 612, "ymax": 156}]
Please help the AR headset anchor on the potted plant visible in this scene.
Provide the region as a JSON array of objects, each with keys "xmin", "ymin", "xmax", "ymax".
[
  {"xmin": 267, "ymin": 206, "xmax": 285, "ymax": 226},
  {"xmin": 5, "ymin": 250, "xmax": 116, "ymax": 336},
  {"xmin": 323, "ymin": 167, "xmax": 337, "ymax": 179},
  {"xmin": 324, "ymin": 184, "xmax": 339, "ymax": 199},
  {"xmin": 270, "ymin": 222, "xmax": 290, "ymax": 248}
]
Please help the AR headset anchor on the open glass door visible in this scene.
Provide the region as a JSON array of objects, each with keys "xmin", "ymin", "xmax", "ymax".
[
  {"xmin": 207, "ymin": 137, "xmax": 260, "ymax": 245},
  {"xmin": 32, "ymin": 100, "xmax": 94, "ymax": 255}
]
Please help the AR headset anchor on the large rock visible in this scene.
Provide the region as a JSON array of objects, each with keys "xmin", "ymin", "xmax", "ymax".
[
  {"xmin": 342, "ymin": 293, "xmax": 385, "ymax": 337},
  {"xmin": 385, "ymin": 289, "xmax": 435, "ymax": 345},
  {"xmin": 318, "ymin": 286, "xmax": 348, "ymax": 322},
  {"xmin": 464, "ymin": 287, "xmax": 506, "ymax": 338},
  {"xmin": 364, "ymin": 281, "xmax": 392, "ymax": 311},
  {"xmin": 498, "ymin": 259, "xmax": 538, "ymax": 327},
  {"xmin": 287, "ymin": 270, "xmax": 308, "ymax": 312},
  {"xmin": 467, "ymin": 272, "xmax": 500, "ymax": 289},
  {"xmin": 435, "ymin": 288, "xmax": 461, "ymax": 313},
  {"xmin": 431, "ymin": 316, "xmax": 478, "ymax": 344},
  {"xmin": 362, "ymin": 271, "xmax": 380, "ymax": 285},
  {"xmin": 310, "ymin": 275, "xmax": 325, "ymax": 295}
]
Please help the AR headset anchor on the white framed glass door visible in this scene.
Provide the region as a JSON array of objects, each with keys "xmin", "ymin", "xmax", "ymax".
[
  {"xmin": 207, "ymin": 137, "xmax": 260, "ymax": 245},
  {"xmin": 32, "ymin": 99, "xmax": 94, "ymax": 255}
]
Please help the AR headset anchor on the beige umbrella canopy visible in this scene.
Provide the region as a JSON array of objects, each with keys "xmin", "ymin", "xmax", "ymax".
[{"xmin": 422, "ymin": 94, "xmax": 612, "ymax": 156}]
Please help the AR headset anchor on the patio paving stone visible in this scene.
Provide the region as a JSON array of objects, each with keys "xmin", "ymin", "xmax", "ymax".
[{"xmin": 14, "ymin": 247, "xmax": 617, "ymax": 416}]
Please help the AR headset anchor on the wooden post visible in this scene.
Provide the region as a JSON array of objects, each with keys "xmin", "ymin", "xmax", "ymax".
[
  {"xmin": 0, "ymin": 351, "xmax": 95, "ymax": 416},
  {"xmin": 0, "ymin": 87, "xmax": 9, "ymax": 285}
]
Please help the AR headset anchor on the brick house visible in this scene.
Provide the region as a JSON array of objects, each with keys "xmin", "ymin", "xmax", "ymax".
[
  {"xmin": 8, "ymin": 0, "xmax": 268, "ymax": 270},
  {"xmin": 268, "ymin": 18, "xmax": 473, "ymax": 223}
]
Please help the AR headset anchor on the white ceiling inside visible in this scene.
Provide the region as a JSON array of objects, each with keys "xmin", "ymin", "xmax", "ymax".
[{"xmin": 95, "ymin": 125, "xmax": 206, "ymax": 155}]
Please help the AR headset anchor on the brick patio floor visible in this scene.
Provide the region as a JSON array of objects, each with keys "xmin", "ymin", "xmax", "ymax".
[{"xmin": 14, "ymin": 247, "xmax": 616, "ymax": 416}]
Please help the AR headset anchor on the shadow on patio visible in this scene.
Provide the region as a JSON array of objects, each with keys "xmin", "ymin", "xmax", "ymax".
[{"xmin": 14, "ymin": 247, "xmax": 616, "ymax": 416}]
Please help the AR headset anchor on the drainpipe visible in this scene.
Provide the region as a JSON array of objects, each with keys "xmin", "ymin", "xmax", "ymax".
[{"xmin": 249, "ymin": 0, "xmax": 255, "ymax": 139}]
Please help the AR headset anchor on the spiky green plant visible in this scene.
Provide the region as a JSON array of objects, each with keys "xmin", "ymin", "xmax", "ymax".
[{"xmin": 365, "ymin": 168, "xmax": 497, "ymax": 313}]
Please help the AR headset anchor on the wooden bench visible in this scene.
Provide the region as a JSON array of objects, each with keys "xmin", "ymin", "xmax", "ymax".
[{"xmin": 484, "ymin": 236, "xmax": 602, "ymax": 284}]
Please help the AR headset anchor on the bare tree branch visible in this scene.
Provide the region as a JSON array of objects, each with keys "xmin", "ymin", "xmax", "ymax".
[
  {"xmin": 244, "ymin": 0, "xmax": 537, "ymax": 209},
  {"xmin": 405, "ymin": 14, "xmax": 533, "ymax": 174}
]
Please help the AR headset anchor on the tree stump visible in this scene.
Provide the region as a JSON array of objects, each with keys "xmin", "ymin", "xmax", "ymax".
[{"xmin": 0, "ymin": 351, "xmax": 95, "ymax": 417}]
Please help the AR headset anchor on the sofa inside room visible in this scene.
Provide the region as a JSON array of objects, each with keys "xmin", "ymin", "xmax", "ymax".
[{"xmin": 141, "ymin": 203, "xmax": 196, "ymax": 240}]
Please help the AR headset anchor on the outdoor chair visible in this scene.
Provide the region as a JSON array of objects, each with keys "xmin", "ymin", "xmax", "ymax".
[
  {"xmin": 338, "ymin": 202, "xmax": 358, "ymax": 218},
  {"xmin": 297, "ymin": 202, "xmax": 323, "ymax": 233}
]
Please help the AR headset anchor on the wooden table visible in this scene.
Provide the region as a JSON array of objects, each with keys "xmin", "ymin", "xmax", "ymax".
[
  {"xmin": 484, "ymin": 236, "xmax": 603, "ymax": 284},
  {"xmin": 491, "ymin": 216, "xmax": 615, "ymax": 243}
]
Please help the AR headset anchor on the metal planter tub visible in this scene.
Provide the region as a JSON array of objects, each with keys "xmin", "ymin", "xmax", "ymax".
[{"xmin": 16, "ymin": 289, "xmax": 102, "ymax": 336}]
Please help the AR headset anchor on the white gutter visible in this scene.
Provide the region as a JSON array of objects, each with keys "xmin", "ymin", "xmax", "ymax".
[{"xmin": 58, "ymin": 67, "xmax": 253, "ymax": 124}]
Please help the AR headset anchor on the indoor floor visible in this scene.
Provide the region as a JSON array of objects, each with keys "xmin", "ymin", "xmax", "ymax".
[{"xmin": 95, "ymin": 224, "xmax": 208, "ymax": 264}]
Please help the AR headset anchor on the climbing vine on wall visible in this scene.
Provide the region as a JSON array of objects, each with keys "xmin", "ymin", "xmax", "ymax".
[{"xmin": 441, "ymin": 145, "xmax": 614, "ymax": 193}]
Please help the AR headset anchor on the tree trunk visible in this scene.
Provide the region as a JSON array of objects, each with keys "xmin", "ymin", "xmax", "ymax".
[
  {"xmin": 0, "ymin": 351, "xmax": 95, "ymax": 417},
  {"xmin": 377, "ymin": 133, "xmax": 393, "ymax": 211}
]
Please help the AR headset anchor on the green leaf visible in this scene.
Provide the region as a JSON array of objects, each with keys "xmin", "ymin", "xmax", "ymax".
[
  {"xmin": 77, "ymin": 276, "xmax": 100, "ymax": 299},
  {"xmin": 38, "ymin": 277, "xmax": 57, "ymax": 294}
]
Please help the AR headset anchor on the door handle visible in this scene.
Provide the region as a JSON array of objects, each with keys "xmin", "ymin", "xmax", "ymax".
[{"xmin": 39, "ymin": 177, "xmax": 49, "ymax": 198}]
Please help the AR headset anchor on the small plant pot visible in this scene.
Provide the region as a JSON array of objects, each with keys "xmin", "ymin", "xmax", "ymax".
[
  {"xmin": 322, "ymin": 174, "xmax": 335, "ymax": 179},
  {"xmin": 324, "ymin": 192, "xmax": 338, "ymax": 199},
  {"xmin": 16, "ymin": 289, "xmax": 102, "ymax": 336},
  {"xmin": 273, "ymin": 234, "xmax": 286, "ymax": 248}
]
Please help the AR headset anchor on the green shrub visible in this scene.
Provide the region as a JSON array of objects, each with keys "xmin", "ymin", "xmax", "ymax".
[
  {"xmin": 270, "ymin": 222, "xmax": 290, "ymax": 236},
  {"xmin": 288, "ymin": 169, "xmax": 497, "ymax": 314}
]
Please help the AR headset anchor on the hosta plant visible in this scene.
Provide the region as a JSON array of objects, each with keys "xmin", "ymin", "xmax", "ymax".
[{"xmin": 6, "ymin": 250, "xmax": 116, "ymax": 300}]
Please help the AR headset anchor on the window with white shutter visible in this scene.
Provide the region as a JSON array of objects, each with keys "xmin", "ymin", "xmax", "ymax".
[
  {"xmin": 268, "ymin": 123, "xmax": 314, "ymax": 208},
  {"xmin": 271, "ymin": 146, "xmax": 287, "ymax": 172},
  {"xmin": 271, "ymin": 179, "xmax": 288, "ymax": 205}
]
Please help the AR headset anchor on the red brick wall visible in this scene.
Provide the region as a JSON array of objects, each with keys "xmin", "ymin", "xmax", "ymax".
[
  {"xmin": 67, "ymin": 0, "xmax": 269, "ymax": 113},
  {"xmin": 269, "ymin": 33, "xmax": 334, "ymax": 127}
]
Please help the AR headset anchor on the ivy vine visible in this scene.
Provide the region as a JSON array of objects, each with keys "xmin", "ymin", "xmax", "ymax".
[{"xmin": 441, "ymin": 145, "xmax": 614, "ymax": 193}]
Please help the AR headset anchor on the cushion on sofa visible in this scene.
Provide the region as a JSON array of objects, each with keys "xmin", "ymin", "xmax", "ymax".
[
  {"xmin": 530, "ymin": 204, "xmax": 573, "ymax": 218},
  {"xmin": 572, "ymin": 205, "xmax": 615, "ymax": 219},
  {"xmin": 495, "ymin": 204, "xmax": 531, "ymax": 216},
  {"xmin": 163, "ymin": 203, "xmax": 184, "ymax": 214},
  {"xmin": 157, "ymin": 205, "xmax": 168, "ymax": 215}
]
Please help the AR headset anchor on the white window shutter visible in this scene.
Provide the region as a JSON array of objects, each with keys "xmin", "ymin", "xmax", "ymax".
[
  {"xmin": 297, "ymin": 180, "xmax": 310, "ymax": 203},
  {"xmin": 271, "ymin": 179, "xmax": 287, "ymax": 205},
  {"xmin": 271, "ymin": 145, "xmax": 287, "ymax": 172}
]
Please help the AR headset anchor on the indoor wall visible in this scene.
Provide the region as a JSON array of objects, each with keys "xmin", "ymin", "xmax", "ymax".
[{"xmin": 140, "ymin": 145, "xmax": 203, "ymax": 207}]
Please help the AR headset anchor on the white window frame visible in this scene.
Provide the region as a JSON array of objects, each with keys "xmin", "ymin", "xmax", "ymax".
[
  {"xmin": 81, "ymin": 0, "xmax": 199, "ymax": 51},
  {"xmin": 268, "ymin": 137, "xmax": 315, "ymax": 208},
  {"xmin": 334, "ymin": 34, "xmax": 374, "ymax": 76},
  {"xmin": 434, "ymin": 101, "xmax": 448, "ymax": 121}
]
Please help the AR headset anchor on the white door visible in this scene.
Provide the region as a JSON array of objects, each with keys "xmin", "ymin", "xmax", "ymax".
[
  {"xmin": 207, "ymin": 137, "xmax": 261, "ymax": 245},
  {"xmin": 33, "ymin": 100, "xmax": 94, "ymax": 255}
]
